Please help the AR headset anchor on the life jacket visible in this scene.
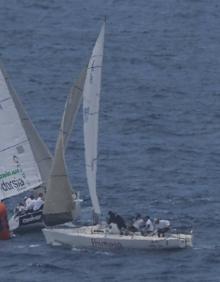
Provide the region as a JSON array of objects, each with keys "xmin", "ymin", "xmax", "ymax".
[{"xmin": 0, "ymin": 202, "xmax": 10, "ymax": 240}]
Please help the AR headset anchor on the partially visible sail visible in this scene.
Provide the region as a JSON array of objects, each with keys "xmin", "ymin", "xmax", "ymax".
[
  {"xmin": 43, "ymin": 70, "xmax": 86, "ymax": 226},
  {"xmin": 83, "ymin": 23, "xmax": 105, "ymax": 216},
  {"xmin": 0, "ymin": 65, "xmax": 43, "ymax": 200},
  {"xmin": 1, "ymin": 65, "xmax": 52, "ymax": 188}
]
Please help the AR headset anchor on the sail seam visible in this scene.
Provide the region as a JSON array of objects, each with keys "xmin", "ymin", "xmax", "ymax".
[
  {"xmin": 37, "ymin": 157, "xmax": 52, "ymax": 162},
  {"xmin": 88, "ymin": 111, "xmax": 98, "ymax": 115},
  {"xmin": 51, "ymin": 174, "xmax": 68, "ymax": 177},
  {"xmin": 74, "ymin": 85, "xmax": 83, "ymax": 92}
]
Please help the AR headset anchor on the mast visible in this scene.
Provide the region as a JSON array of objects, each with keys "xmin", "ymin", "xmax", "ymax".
[{"xmin": 83, "ymin": 22, "xmax": 105, "ymax": 220}]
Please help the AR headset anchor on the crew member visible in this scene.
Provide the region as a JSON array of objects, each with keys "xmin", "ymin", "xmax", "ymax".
[
  {"xmin": 107, "ymin": 211, "xmax": 126, "ymax": 233},
  {"xmin": 115, "ymin": 213, "xmax": 126, "ymax": 231},
  {"xmin": 131, "ymin": 214, "xmax": 145, "ymax": 232},
  {"xmin": 33, "ymin": 193, "xmax": 44, "ymax": 211},
  {"xmin": 144, "ymin": 216, "xmax": 154, "ymax": 234},
  {"xmin": 155, "ymin": 218, "xmax": 170, "ymax": 237},
  {"xmin": 25, "ymin": 195, "xmax": 36, "ymax": 211},
  {"xmin": 107, "ymin": 211, "xmax": 116, "ymax": 225}
]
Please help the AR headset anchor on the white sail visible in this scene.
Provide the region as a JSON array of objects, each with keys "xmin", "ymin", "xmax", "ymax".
[
  {"xmin": 0, "ymin": 65, "xmax": 43, "ymax": 200},
  {"xmin": 83, "ymin": 23, "xmax": 105, "ymax": 216},
  {"xmin": 1, "ymin": 65, "xmax": 52, "ymax": 188},
  {"xmin": 43, "ymin": 70, "xmax": 86, "ymax": 226}
]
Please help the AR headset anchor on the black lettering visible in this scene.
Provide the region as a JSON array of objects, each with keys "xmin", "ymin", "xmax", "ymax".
[
  {"xmin": 1, "ymin": 181, "xmax": 8, "ymax": 191},
  {"xmin": 19, "ymin": 179, "xmax": 24, "ymax": 186},
  {"xmin": 12, "ymin": 180, "xmax": 18, "ymax": 188},
  {"xmin": 1, "ymin": 177, "xmax": 25, "ymax": 192}
]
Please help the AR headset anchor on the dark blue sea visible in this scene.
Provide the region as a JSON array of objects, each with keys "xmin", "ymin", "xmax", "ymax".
[{"xmin": 1, "ymin": 0, "xmax": 220, "ymax": 281}]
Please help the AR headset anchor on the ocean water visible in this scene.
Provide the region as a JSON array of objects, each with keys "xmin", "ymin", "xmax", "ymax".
[{"xmin": 1, "ymin": 0, "xmax": 220, "ymax": 281}]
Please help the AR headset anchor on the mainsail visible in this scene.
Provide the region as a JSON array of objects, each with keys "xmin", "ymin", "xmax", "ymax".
[
  {"xmin": 83, "ymin": 22, "xmax": 105, "ymax": 217},
  {"xmin": 0, "ymin": 64, "xmax": 52, "ymax": 200},
  {"xmin": 1, "ymin": 65, "xmax": 52, "ymax": 188},
  {"xmin": 43, "ymin": 70, "xmax": 86, "ymax": 226}
]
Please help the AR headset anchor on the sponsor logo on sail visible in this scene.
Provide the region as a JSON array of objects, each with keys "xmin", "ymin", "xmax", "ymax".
[
  {"xmin": 1, "ymin": 178, "xmax": 25, "ymax": 192},
  {"xmin": 0, "ymin": 155, "xmax": 26, "ymax": 194},
  {"xmin": 0, "ymin": 168, "xmax": 20, "ymax": 180}
]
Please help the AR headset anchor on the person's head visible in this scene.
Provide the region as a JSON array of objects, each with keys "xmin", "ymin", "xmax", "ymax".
[
  {"xmin": 136, "ymin": 213, "xmax": 141, "ymax": 219},
  {"xmin": 30, "ymin": 195, "xmax": 34, "ymax": 200},
  {"xmin": 38, "ymin": 193, "xmax": 43, "ymax": 198},
  {"xmin": 108, "ymin": 211, "xmax": 115, "ymax": 217},
  {"xmin": 155, "ymin": 218, "xmax": 160, "ymax": 224},
  {"xmin": 145, "ymin": 216, "xmax": 150, "ymax": 220}
]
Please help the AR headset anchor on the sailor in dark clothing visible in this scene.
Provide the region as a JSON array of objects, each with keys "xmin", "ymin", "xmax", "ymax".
[
  {"xmin": 107, "ymin": 211, "xmax": 116, "ymax": 225},
  {"xmin": 115, "ymin": 213, "xmax": 126, "ymax": 230},
  {"xmin": 107, "ymin": 211, "xmax": 127, "ymax": 234}
]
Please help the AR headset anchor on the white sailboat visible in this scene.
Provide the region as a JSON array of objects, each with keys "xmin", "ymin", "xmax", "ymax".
[
  {"xmin": 42, "ymin": 22, "xmax": 192, "ymax": 250},
  {"xmin": 0, "ymin": 63, "xmax": 52, "ymax": 231},
  {"xmin": 2, "ymin": 62, "xmax": 83, "ymax": 232}
]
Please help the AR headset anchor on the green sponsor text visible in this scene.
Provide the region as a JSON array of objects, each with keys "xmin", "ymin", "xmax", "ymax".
[{"xmin": 0, "ymin": 169, "xmax": 20, "ymax": 180}]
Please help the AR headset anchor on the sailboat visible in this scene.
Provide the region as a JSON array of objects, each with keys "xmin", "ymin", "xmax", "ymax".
[
  {"xmin": 1, "ymin": 62, "xmax": 83, "ymax": 232},
  {"xmin": 0, "ymin": 63, "xmax": 52, "ymax": 231},
  {"xmin": 42, "ymin": 22, "xmax": 192, "ymax": 250}
]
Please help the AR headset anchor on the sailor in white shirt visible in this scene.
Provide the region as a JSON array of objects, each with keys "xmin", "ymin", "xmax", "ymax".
[
  {"xmin": 25, "ymin": 195, "xmax": 36, "ymax": 211},
  {"xmin": 145, "ymin": 216, "xmax": 154, "ymax": 233},
  {"xmin": 155, "ymin": 219, "xmax": 170, "ymax": 237},
  {"xmin": 33, "ymin": 193, "xmax": 44, "ymax": 211},
  {"xmin": 132, "ymin": 214, "xmax": 145, "ymax": 232}
]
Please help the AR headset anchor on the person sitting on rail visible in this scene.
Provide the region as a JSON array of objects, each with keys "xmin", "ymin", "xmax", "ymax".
[
  {"xmin": 114, "ymin": 212, "xmax": 126, "ymax": 231},
  {"xmin": 154, "ymin": 218, "xmax": 170, "ymax": 237},
  {"xmin": 107, "ymin": 211, "xmax": 127, "ymax": 234},
  {"xmin": 107, "ymin": 211, "xmax": 116, "ymax": 225},
  {"xmin": 33, "ymin": 193, "xmax": 44, "ymax": 211},
  {"xmin": 130, "ymin": 213, "xmax": 145, "ymax": 232},
  {"xmin": 25, "ymin": 195, "xmax": 36, "ymax": 211},
  {"xmin": 142, "ymin": 216, "xmax": 154, "ymax": 235}
]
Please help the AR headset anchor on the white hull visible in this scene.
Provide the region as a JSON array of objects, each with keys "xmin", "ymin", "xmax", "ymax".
[{"xmin": 42, "ymin": 225, "xmax": 192, "ymax": 250}]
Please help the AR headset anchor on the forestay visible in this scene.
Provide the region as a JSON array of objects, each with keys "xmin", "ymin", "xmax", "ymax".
[
  {"xmin": 83, "ymin": 22, "xmax": 105, "ymax": 216},
  {"xmin": 0, "ymin": 65, "xmax": 46, "ymax": 200},
  {"xmin": 43, "ymin": 70, "xmax": 86, "ymax": 226}
]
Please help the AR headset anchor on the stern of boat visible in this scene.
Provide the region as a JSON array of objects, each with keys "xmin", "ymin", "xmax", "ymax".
[{"xmin": 174, "ymin": 232, "xmax": 193, "ymax": 248}]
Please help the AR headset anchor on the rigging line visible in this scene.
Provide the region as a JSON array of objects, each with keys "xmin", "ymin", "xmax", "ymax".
[
  {"xmin": 0, "ymin": 97, "xmax": 11, "ymax": 104},
  {"xmin": 20, "ymin": 117, "xmax": 29, "ymax": 121},
  {"xmin": 0, "ymin": 139, "xmax": 28, "ymax": 153},
  {"xmin": 37, "ymin": 157, "xmax": 52, "ymax": 163},
  {"xmin": 91, "ymin": 55, "xmax": 103, "ymax": 58},
  {"xmin": 59, "ymin": 128, "xmax": 68, "ymax": 136},
  {"xmin": 87, "ymin": 65, "xmax": 102, "ymax": 70}
]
